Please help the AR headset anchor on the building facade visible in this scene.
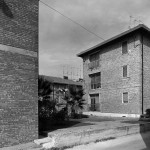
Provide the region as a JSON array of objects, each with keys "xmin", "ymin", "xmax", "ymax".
[
  {"xmin": 77, "ymin": 24, "xmax": 150, "ymax": 116},
  {"xmin": 0, "ymin": 0, "xmax": 38, "ymax": 148}
]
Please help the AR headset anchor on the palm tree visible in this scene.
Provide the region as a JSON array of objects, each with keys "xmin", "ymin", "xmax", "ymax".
[
  {"xmin": 38, "ymin": 76, "xmax": 55, "ymax": 118},
  {"xmin": 69, "ymin": 86, "xmax": 85, "ymax": 117},
  {"xmin": 60, "ymin": 85, "xmax": 85, "ymax": 119}
]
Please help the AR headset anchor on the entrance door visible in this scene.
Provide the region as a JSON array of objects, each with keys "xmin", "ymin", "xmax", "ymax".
[
  {"xmin": 91, "ymin": 97, "xmax": 96, "ymax": 111},
  {"xmin": 90, "ymin": 94, "xmax": 100, "ymax": 111}
]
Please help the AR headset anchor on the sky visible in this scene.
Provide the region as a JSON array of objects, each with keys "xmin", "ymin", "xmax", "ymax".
[{"xmin": 39, "ymin": 0, "xmax": 150, "ymax": 79}]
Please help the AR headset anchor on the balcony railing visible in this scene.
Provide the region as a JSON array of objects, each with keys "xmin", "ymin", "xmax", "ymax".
[
  {"xmin": 88, "ymin": 104, "xmax": 100, "ymax": 111},
  {"xmin": 90, "ymin": 83, "xmax": 101, "ymax": 89},
  {"xmin": 88, "ymin": 60, "xmax": 99, "ymax": 69}
]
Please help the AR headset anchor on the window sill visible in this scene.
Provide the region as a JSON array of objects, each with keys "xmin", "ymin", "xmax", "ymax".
[
  {"xmin": 122, "ymin": 102, "xmax": 129, "ymax": 104},
  {"xmin": 90, "ymin": 88, "xmax": 101, "ymax": 90},
  {"xmin": 122, "ymin": 52, "xmax": 128, "ymax": 55},
  {"xmin": 122, "ymin": 77, "xmax": 130, "ymax": 79},
  {"xmin": 88, "ymin": 67, "xmax": 100, "ymax": 71}
]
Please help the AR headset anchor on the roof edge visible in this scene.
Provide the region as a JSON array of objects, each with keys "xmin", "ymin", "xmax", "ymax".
[{"xmin": 77, "ymin": 24, "xmax": 150, "ymax": 57}]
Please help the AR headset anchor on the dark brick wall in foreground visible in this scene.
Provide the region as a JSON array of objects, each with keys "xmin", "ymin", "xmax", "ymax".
[
  {"xmin": 0, "ymin": 0, "xmax": 38, "ymax": 148},
  {"xmin": 0, "ymin": 0, "xmax": 38, "ymax": 52}
]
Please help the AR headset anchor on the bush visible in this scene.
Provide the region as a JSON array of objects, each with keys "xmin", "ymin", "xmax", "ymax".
[
  {"xmin": 146, "ymin": 109, "xmax": 150, "ymax": 116},
  {"xmin": 52, "ymin": 109, "xmax": 66, "ymax": 121},
  {"xmin": 39, "ymin": 100, "xmax": 56, "ymax": 119}
]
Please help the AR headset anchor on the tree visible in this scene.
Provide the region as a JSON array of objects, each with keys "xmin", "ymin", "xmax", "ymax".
[
  {"xmin": 38, "ymin": 76, "xmax": 55, "ymax": 118},
  {"xmin": 69, "ymin": 86, "xmax": 86, "ymax": 117},
  {"xmin": 60, "ymin": 85, "xmax": 86, "ymax": 119}
]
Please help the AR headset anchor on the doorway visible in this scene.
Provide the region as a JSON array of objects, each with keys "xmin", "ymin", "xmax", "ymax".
[{"xmin": 90, "ymin": 94, "xmax": 100, "ymax": 111}]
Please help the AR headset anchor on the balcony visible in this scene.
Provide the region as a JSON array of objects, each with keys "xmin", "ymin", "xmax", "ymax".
[
  {"xmin": 90, "ymin": 83, "xmax": 101, "ymax": 89},
  {"xmin": 88, "ymin": 60, "xmax": 99, "ymax": 70},
  {"xmin": 88, "ymin": 103, "xmax": 100, "ymax": 111}
]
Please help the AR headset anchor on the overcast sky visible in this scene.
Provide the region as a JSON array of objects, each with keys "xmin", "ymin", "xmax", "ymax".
[{"xmin": 39, "ymin": 0, "xmax": 150, "ymax": 79}]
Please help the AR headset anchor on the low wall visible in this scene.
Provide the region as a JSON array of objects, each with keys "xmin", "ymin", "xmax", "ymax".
[{"xmin": 36, "ymin": 122, "xmax": 150, "ymax": 149}]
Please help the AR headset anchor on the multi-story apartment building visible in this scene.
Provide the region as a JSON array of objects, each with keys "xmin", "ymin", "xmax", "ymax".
[
  {"xmin": 77, "ymin": 24, "xmax": 150, "ymax": 117},
  {"xmin": 0, "ymin": 0, "xmax": 38, "ymax": 148}
]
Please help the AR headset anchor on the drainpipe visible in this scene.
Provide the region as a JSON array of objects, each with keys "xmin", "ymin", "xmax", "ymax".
[
  {"xmin": 53, "ymin": 83, "xmax": 54, "ymax": 101},
  {"xmin": 141, "ymin": 35, "xmax": 144, "ymax": 114}
]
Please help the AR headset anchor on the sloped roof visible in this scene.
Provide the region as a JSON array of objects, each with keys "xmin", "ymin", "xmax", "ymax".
[
  {"xmin": 40, "ymin": 75, "xmax": 82, "ymax": 86},
  {"xmin": 77, "ymin": 24, "xmax": 150, "ymax": 57}
]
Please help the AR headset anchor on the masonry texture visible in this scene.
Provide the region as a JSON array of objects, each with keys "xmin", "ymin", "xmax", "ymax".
[
  {"xmin": 78, "ymin": 25, "xmax": 150, "ymax": 115},
  {"xmin": 143, "ymin": 34, "xmax": 150, "ymax": 112},
  {"xmin": 0, "ymin": 0, "xmax": 38, "ymax": 148}
]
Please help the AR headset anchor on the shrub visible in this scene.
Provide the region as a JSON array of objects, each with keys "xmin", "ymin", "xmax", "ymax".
[
  {"xmin": 52, "ymin": 109, "xmax": 66, "ymax": 121},
  {"xmin": 146, "ymin": 109, "xmax": 150, "ymax": 116}
]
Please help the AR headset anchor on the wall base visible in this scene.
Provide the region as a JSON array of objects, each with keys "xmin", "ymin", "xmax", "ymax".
[{"xmin": 83, "ymin": 111, "xmax": 141, "ymax": 118}]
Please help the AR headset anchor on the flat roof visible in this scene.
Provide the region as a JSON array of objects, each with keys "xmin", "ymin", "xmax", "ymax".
[{"xmin": 77, "ymin": 24, "xmax": 150, "ymax": 57}]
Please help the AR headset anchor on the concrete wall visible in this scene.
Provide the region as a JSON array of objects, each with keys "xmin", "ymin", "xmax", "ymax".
[
  {"xmin": 143, "ymin": 34, "xmax": 150, "ymax": 112},
  {"xmin": 83, "ymin": 33, "xmax": 142, "ymax": 114},
  {"xmin": 0, "ymin": 0, "xmax": 38, "ymax": 148}
]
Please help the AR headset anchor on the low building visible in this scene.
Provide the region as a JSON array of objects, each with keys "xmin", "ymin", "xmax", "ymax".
[
  {"xmin": 40, "ymin": 75, "xmax": 83, "ymax": 104},
  {"xmin": 77, "ymin": 24, "xmax": 150, "ymax": 117}
]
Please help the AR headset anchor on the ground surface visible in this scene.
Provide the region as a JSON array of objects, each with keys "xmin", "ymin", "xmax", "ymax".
[
  {"xmin": 40, "ymin": 115, "xmax": 139, "ymax": 136},
  {"xmin": 1, "ymin": 116, "xmax": 149, "ymax": 150},
  {"xmin": 66, "ymin": 131, "xmax": 150, "ymax": 150}
]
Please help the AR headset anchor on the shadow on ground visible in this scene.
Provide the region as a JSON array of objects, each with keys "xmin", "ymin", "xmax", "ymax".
[
  {"xmin": 139, "ymin": 110, "xmax": 150, "ymax": 150},
  {"xmin": 39, "ymin": 116, "xmax": 94, "ymax": 137},
  {"xmin": 139, "ymin": 120, "xmax": 150, "ymax": 150},
  {"xmin": 38, "ymin": 115, "xmax": 117, "ymax": 137}
]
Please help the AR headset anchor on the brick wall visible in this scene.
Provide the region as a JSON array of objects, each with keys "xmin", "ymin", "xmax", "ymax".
[
  {"xmin": 0, "ymin": 0, "xmax": 38, "ymax": 148},
  {"xmin": 143, "ymin": 34, "xmax": 150, "ymax": 112},
  {"xmin": 0, "ymin": 0, "xmax": 38, "ymax": 51},
  {"xmin": 83, "ymin": 33, "xmax": 142, "ymax": 114}
]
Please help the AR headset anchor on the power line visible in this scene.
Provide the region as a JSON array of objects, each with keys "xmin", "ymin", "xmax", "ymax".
[{"xmin": 39, "ymin": 0, "xmax": 105, "ymax": 41}]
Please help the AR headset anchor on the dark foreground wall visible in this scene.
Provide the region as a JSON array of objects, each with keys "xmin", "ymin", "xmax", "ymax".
[{"xmin": 0, "ymin": 0, "xmax": 38, "ymax": 148}]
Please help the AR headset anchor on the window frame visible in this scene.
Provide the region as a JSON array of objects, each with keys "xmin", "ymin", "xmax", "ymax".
[
  {"xmin": 89, "ymin": 52, "xmax": 99, "ymax": 62},
  {"xmin": 123, "ymin": 65, "xmax": 128, "ymax": 78},
  {"xmin": 90, "ymin": 72, "xmax": 101, "ymax": 89},
  {"xmin": 88, "ymin": 52, "xmax": 100, "ymax": 69},
  {"xmin": 122, "ymin": 92, "xmax": 129, "ymax": 103},
  {"xmin": 122, "ymin": 41, "xmax": 128, "ymax": 54}
]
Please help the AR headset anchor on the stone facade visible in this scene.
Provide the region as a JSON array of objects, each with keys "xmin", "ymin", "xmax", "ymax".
[
  {"xmin": 78, "ymin": 25, "xmax": 150, "ymax": 115},
  {"xmin": 0, "ymin": 0, "xmax": 38, "ymax": 148}
]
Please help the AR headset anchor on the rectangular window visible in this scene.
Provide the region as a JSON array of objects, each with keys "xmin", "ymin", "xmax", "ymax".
[
  {"xmin": 123, "ymin": 65, "xmax": 127, "ymax": 77},
  {"xmin": 90, "ymin": 72, "xmax": 101, "ymax": 89},
  {"xmin": 123, "ymin": 92, "xmax": 128, "ymax": 103},
  {"xmin": 88, "ymin": 52, "xmax": 100, "ymax": 69},
  {"xmin": 122, "ymin": 41, "xmax": 128, "ymax": 54}
]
